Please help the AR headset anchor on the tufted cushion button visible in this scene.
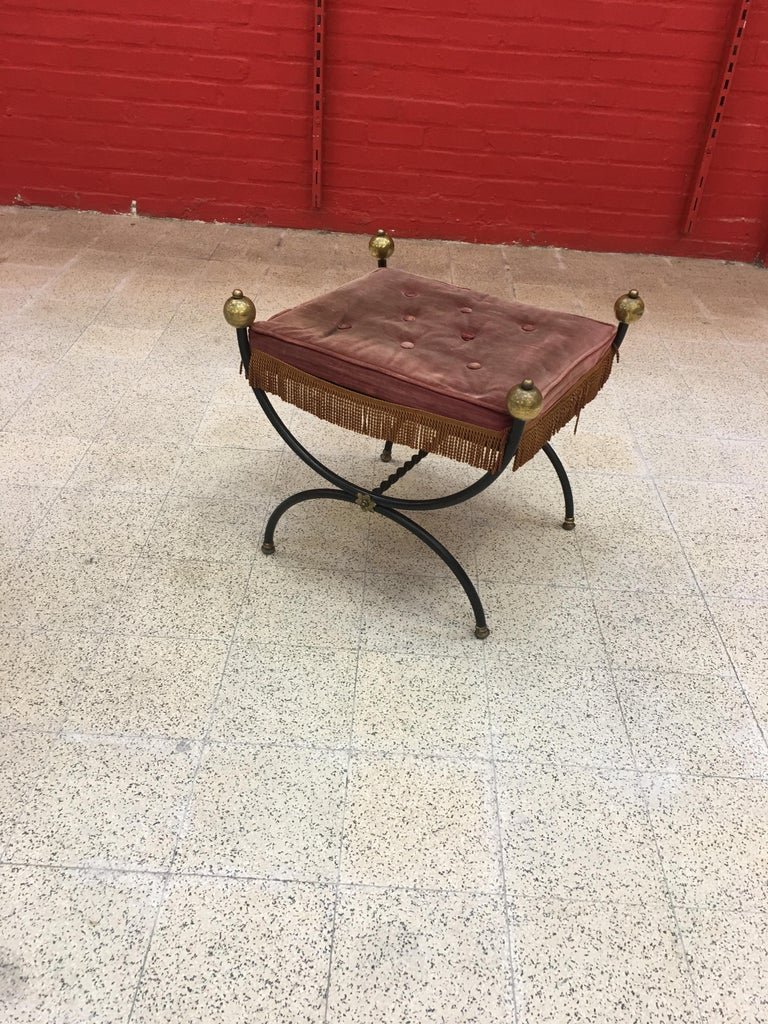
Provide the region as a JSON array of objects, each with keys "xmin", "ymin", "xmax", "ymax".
[
  {"xmin": 403, "ymin": 289, "xmax": 418, "ymax": 297},
  {"xmin": 460, "ymin": 306, "xmax": 473, "ymax": 313},
  {"xmin": 461, "ymin": 332, "xmax": 476, "ymax": 341},
  {"xmin": 403, "ymin": 314, "xmax": 416, "ymax": 322},
  {"xmin": 337, "ymin": 322, "xmax": 351, "ymax": 330},
  {"xmin": 400, "ymin": 340, "xmax": 415, "ymax": 349},
  {"xmin": 521, "ymin": 323, "xmax": 536, "ymax": 332},
  {"xmin": 467, "ymin": 361, "xmax": 482, "ymax": 370}
]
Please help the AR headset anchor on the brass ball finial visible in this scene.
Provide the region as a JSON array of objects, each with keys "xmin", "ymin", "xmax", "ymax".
[
  {"xmin": 506, "ymin": 378, "xmax": 543, "ymax": 420},
  {"xmin": 369, "ymin": 228, "xmax": 395, "ymax": 261},
  {"xmin": 614, "ymin": 289, "xmax": 645, "ymax": 324},
  {"xmin": 223, "ymin": 288, "xmax": 256, "ymax": 328}
]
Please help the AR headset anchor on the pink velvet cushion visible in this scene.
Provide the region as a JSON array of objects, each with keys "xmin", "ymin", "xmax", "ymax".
[{"xmin": 249, "ymin": 268, "xmax": 616, "ymax": 432}]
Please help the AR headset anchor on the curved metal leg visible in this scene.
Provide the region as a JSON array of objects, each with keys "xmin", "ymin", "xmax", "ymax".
[
  {"xmin": 261, "ymin": 488, "xmax": 354, "ymax": 553},
  {"xmin": 260, "ymin": 486, "xmax": 489, "ymax": 638},
  {"xmin": 541, "ymin": 442, "xmax": 575, "ymax": 530},
  {"xmin": 373, "ymin": 504, "xmax": 490, "ymax": 639}
]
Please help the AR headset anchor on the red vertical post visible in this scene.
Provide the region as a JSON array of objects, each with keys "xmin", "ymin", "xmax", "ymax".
[
  {"xmin": 682, "ymin": 0, "xmax": 751, "ymax": 234},
  {"xmin": 311, "ymin": 0, "xmax": 325, "ymax": 209}
]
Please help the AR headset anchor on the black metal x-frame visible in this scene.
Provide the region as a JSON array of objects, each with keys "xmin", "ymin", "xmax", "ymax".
[
  {"xmin": 227, "ymin": 260, "xmax": 642, "ymax": 638},
  {"xmin": 234, "ymin": 328, "xmax": 590, "ymax": 639}
]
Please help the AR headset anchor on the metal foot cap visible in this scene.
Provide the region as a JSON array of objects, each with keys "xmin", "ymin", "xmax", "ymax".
[
  {"xmin": 562, "ymin": 517, "xmax": 576, "ymax": 531},
  {"xmin": 261, "ymin": 541, "xmax": 276, "ymax": 554},
  {"xmin": 474, "ymin": 625, "xmax": 490, "ymax": 640},
  {"xmin": 380, "ymin": 452, "xmax": 392, "ymax": 463}
]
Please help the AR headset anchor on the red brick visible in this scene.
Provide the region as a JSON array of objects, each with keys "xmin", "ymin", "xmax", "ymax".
[{"xmin": 0, "ymin": 0, "xmax": 766, "ymax": 260}]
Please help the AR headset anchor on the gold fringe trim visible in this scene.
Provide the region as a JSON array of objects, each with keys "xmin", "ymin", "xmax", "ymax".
[
  {"xmin": 513, "ymin": 346, "xmax": 616, "ymax": 470},
  {"xmin": 248, "ymin": 345, "xmax": 615, "ymax": 474},
  {"xmin": 248, "ymin": 350, "xmax": 508, "ymax": 473}
]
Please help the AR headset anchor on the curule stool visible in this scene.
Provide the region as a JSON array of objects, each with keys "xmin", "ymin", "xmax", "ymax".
[{"xmin": 223, "ymin": 230, "xmax": 644, "ymax": 638}]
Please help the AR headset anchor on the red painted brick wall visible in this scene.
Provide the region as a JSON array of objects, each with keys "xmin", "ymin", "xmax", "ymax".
[{"xmin": 1, "ymin": 0, "xmax": 766, "ymax": 260}]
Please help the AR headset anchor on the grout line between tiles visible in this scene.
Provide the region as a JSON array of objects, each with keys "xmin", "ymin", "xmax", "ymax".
[
  {"xmin": 650, "ymin": 479, "xmax": 768, "ymax": 759},
  {"xmin": 319, "ymin": 554, "xmax": 367, "ymax": 1022},
  {"xmin": 481, "ymin": 613, "xmax": 522, "ymax": 1024},
  {"xmin": 122, "ymin": 480, "xmax": 263, "ymax": 1024},
  {"xmin": 623, "ymin": 428, "xmax": 748, "ymax": 1024}
]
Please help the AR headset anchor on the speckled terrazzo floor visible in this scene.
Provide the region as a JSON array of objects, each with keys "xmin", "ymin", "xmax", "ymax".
[{"xmin": 1, "ymin": 206, "xmax": 767, "ymax": 1023}]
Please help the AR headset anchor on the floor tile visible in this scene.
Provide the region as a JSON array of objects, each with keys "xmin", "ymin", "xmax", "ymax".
[
  {"xmin": 544, "ymin": 430, "xmax": 644, "ymax": 474},
  {"xmin": 707, "ymin": 599, "xmax": 768, "ymax": 681},
  {"xmin": 0, "ymin": 630, "xmax": 97, "ymax": 732},
  {"xmin": 66, "ymin": 635, "xmax": 228, "ymax": 738},
  {"xmin": 258, "ymin": 498, "xmax": 370, "ymax": 573},
  {"xmin": 367, "ymin": 506, "xmax": 479, "ymax": 580},
  {"xmin": 6, "ymin": 391, "xmax": 120, "ymax": 440},
  {"xmin": 0, "ymin": 352, "xmax": 56, "ymax": 422},
  {"xmin": 476, "ymin": 459, "xmax": 573, "ymax": 525},
  {"xmin": 657, "ymin": 480, "xmax": 768, "ymax": 538},
  {"xmin": 237, "ymin": 562, "xmax": 364, "ymax": 650},
  {"xmin": 562, "ymin": 475, "xmax": 674, "ymax": 538},
  {"xmin": 68, "ymin": 322, "xmax": 163, "ymax": 360},
  {"xmin": 341, "ymin": 753, "xmax": 499, "ymax": 891},
  {"xmin": 645, "ymin": 774, "xmax": 768, "ymax": 909},
  {"xmin": 363, "ymin": 572, "xmax": 490, "ymax": 655},
  {"xmin": 0, "ymin": 484, "xmax": 58, "ymax": 549},
  {"xmin": 2, "ymin": 210, "xmax": 767, "ymax": 1024},
  {"xmin": 100, "ymin": 394, "xmax": 209, "ymax": 443},
  {"xmin": 0, "ymin": 551, "xmax": 135, "ymax": 632},
  {"xmin": 708, "ymin": 601, "xmax": 768, "ymax": 731},
  {"xmin": 174, "ymin": 744, "xmax": 346, "ymax": 880},
  {"xmin": 593, "ymin": 590, "xmax": 731, "ymax": 674},
  {"xmin": 131, "ymin": 876, "xmax": 334, "ymax": 1024},
  {"xmin": 482, "ymin": 582, "xmax": 607, "ymax": 663},
  {"xmin": 0, "ymin": 432, "xmax": 88, "ymax": 487},
  {"xmin": 113, "ymin": 556, "xmax": 251, "ymax": 641},
  {"xmin": 67, "ymin": 438, "xmax": 186, "ymax": 493},
  {"xmin": 0, "ymin": 733, "xmax": 56, "ymax": 849},
  {"xmin": 0, "ymin": 865, "xmax": 162, "ymax": 1024},
  {"xmin": 637, "ymin": 433, "xmax": 768, "ymax": 486},
  {"xmin": 448, "ymin": 239, "xmax": 512, "ymax": 295},
  {"xmin": 210, "ymin": 642, "xmax": 356, "ymax": 746},
  {"xmin": 475, "ymin": 521, "xmax": 586, "ymax": 587},
  {"xmin": 497, "ymin": 764, "xmax": 665, "ymax": 903},
  {"xmin": 328, "ymin": 888, "xmax": 514, "ymax": 1024},
  {"xmin": 271, "ymin": 449, "xmax": 376, "ymax": 501},
  {"xmin": 353, "ymin": 649, "xmax": 489, "ymax": 756},
  {"xmin": 615, "ymin": 669, "xmax": 768, "ymax": 775},
  {"xmin": 681, "ymin": 532, "xmax": 768, "ymax": 600},
  {"xmin": 193, "ymin": 402, "xmax": 287, "ymax": 451},
  {"xmin": 170, "ymin": 446, "xmax": 281, "ymax": 503},
  {"xmin": 579, "ymin": 530, "xmax": 696, "ymax": 593},
  {"xmin": 145, "ymin": 495, "xmax": 266, "ymax": 562},
  {"xmin": 488, "ymin": 657, "xmax": 632, "ymax": 768},
  {"xmin": 27, "ymin": 488, "xmax": 162, "ymax": 557},
  {"xmin": 510, "ymin": 898, "xmax": 700, "ymax": 1024},
  {"xmin": 677, "ymin": 906, "xmax": 768, "ymax": 1024},
  {"xmin": 4, "ymin": 735, "xmax": 199, "ymax": 870}
]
